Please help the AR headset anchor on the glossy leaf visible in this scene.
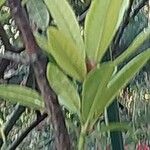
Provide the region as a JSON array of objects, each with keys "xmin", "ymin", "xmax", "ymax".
[
  {"xmin": 26, "ymin": 0, "xmax": 49, "ymax": 30},
  {"xmin": 115, "ymin": 28, "xmax": 150, "ymax": 65},
  {"xmin": 47, "ymin": 63, "xmax": 80, "ymax": 115},
  {"xmin": 45, "ymin": 0, "xmax": 85, "ymax": 57},
  {"xmin": 82, "ymin": 62, "xmax": 115, "ymax": 123},
  {"xmin": 93, "ymin": 49, "xmax": 150, "ymax": 121},
  {"xmin": 85, "ymin": 0, "xmax": 129, "ymax": 62},
  {"xmin": 0, "ymin": 84, "xmax": 44, "ymax": 110},
  {"xmin": 47, "ymin": 27, "xmax": 86, "ymax": 81}
]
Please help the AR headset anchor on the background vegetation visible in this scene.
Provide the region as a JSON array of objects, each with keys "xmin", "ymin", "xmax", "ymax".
[{"xmin": 0, "ymin": 0, "xmax": 150, "ymax": 149}]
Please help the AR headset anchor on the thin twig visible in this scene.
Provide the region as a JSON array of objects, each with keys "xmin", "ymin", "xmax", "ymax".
[{"xmin": 0, "ymin": 51, "xmax": 30, "ymax": 64}]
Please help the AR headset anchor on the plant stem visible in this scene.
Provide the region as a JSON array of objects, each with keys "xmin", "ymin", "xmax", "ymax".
[
  {"xmin": 78, "ymin": 132, "xmax": 85, "ymax": 150},
  {"xmin": 78, "ymin": 126, "xmax": 87, "ymax": 150}
]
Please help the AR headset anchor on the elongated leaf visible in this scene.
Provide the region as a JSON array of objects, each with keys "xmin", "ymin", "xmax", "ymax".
[
  {"xmin": 107, "ymin": 49, "xmax": 150, "ymax": 104},
  {"xmin": 47, "ymin": 27, "xmax": 86, "ymax": 81},
  {"xmin": 82, "ymin": 62, "xmax": 115, "ymax": 123},
  {"xmin": 47, "ymin": 63, "xmax": 80, "ymax": 115},
  {"xmin": 85, "ymin": 0, "xmax": 129, "ymax": 62},
  {"xmin": 92, "ymin": 49, "xmax": 150, "ymax": 122},
  {"xmin": 115, "ymin": 28, "xmax": 150, "ymax": 65},
  {"xmin": 26, "ymin": 0, "xmax": 49, "ymax": 30},
  {"xmin": 34, "ymin": 32, "xmax": 50, "ymax": 53},
  {"xmin": 0, "ymin": 85, "xmax": 44, "ymax": 110},
  {"xmin": 101, "ymin": 123, "xmax": 132, "ymax": 133},
  {"xmin": 45, "ymin": 0, "xmax": 85, "ymax": 57}
]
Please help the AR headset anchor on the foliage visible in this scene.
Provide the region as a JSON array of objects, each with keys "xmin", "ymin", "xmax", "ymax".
[
  {"xmin": 0, "ymin": 0, "xmax": 150, "ymax": 149},
  {"xmin": 0, "ymin": 84, "xmax": 44, "ymax": 110},
  {"xmin": 44, "ymin": 0, "xmax": 150, "ymax": 149}
]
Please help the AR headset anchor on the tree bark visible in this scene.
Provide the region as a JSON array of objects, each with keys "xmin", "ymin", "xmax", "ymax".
[{"xmin": 8, "ymin": 0, "xmax": 71, "ymax": 149}]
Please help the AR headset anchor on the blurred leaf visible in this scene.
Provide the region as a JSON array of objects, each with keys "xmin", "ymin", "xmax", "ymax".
[
  {"xmin": 0, "ymin": 12, "xmax": 10, "ymax": 23},
  {"xmin": 82, "ymin": 62, "xmax": 115, "ymax": 123},
  {"xmin": 45, "ymin": 0, "xmax": 85, "ymax": 57},
  {"xmin": 0, "ymin": 0, "xmax": 5, "ymax": 7},
  {"xmin": 26, "ymin": 0, "xmax": 49, "ymax": 30},
  {"xmin": 101, "ymin": 123, "xmax": 132, "ymax": 133},
  {"xmin": 84, "ymin": 0, "xmax": 129, "ymax": 62},
  {"xmin": 0, "ymin": 85, "xmax": 44, "ymax": 110},
  {"xmin": 47, "ymin": 27, "xmax": 86, "ymax": 81},
  {"xmin": 47, "ymin": 63, "xmax": 80, "ymax": 115},
  {"xmin": 0, "ymin": 126, "xmax": 6, "ymax": 144},
  {"xmin": 115, "ymin": 28, "xmax": 150, "ymax": 65}
]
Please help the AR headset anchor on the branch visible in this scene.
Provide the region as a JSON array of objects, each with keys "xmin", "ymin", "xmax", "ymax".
[
  {"xmin": 0, "ymin": 51, "xmax": 36, "ymax": 64},
  {"xmin": 8, "ymin": 113, "xmax": 48, "ymax": 150},
  {"xmin": 8, "ymin": 1, "xmax": 71, "ymax": 149}
]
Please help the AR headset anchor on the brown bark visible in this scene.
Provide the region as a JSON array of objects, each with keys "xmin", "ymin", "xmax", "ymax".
[{"xmin": 8, "ymin": 0, "xmax": 71, "ymax": 149}]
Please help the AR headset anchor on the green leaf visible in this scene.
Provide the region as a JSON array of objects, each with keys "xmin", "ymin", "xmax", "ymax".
[
  {"xmin": 103, "ymin": 49, "xmax": 150, "ymax": 105},
  {"xmin": 47, "ymin": 27, "xmax": 86, "ymax": 81},
  {"xmin": 47, "ymin": 63, "xmax": 80, "ymax": 115},
  {"xmin": 85, "ymin": 0, "xmax": 129, "ymax": 62},
  {"xmin": 101, "ymin": 123, "xmax": 132, "ymax": 133},
  {"xmin": 26, "ymin": 0, "xmax": 49, "ymax": 30},
  {"xmin": 34, "ymin": 32, "xmax": 50, "ymax": 53},
  {"xmin": 115, "ymin": 28, "xmax": 150, "ymax": 65},
  {"xmin": 44, "ymin": 0, "xmax": 85, "ymax": 57},
  {"xmin": 0, "ymin": 0, "xmax": 5, "ymax": 7},
  {"xmin": 101, "ymin": 49, "xmax": 150, "ymax": 113},
  {"xmin": 84, "ymin": 49, "xmax": 150, "ymax": 129},
  {"xmin": 82, "ymin": 62, "xmax": 115, "ymax": 123},
  {"xmin": 0, "ymin": 84, "xmax": 44, "ymax": 110}
]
